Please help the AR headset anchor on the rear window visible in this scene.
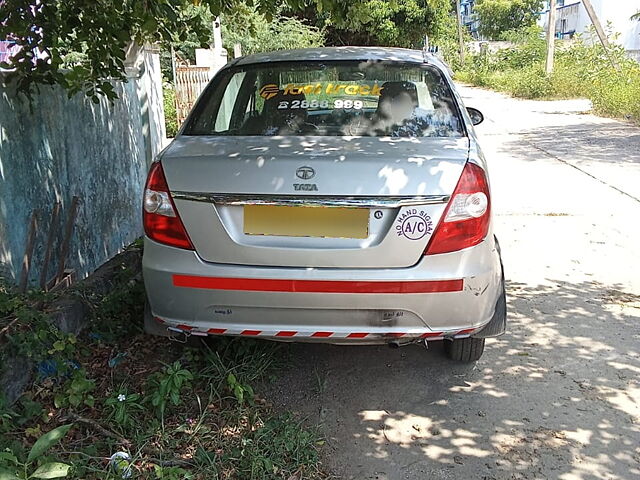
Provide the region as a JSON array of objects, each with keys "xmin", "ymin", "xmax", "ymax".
[{"xmin": 183, "ymin": 60, "xmax": 464, "ymax": 138}]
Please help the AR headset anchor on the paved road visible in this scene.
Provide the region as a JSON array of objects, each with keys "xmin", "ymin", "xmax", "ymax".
[{"xmin": 264, "ymin": 86, "xmax": 640, "ymax": 480}]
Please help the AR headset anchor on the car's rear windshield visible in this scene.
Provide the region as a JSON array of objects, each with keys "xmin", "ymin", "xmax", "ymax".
[{"xmin": 182, "ymin": 60, "xmax": 464, "ymax": 138}]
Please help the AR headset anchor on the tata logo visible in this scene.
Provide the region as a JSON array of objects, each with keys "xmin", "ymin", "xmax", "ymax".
[
  {"xmin": 296, "ymin": 166, "xmax": 315, "ymax": 180},
  {"xmin": 259, "ymin": 84, "xmax": 279, "ymax": 100}
]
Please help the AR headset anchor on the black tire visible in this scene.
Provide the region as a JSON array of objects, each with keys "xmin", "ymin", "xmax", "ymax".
[{"xmin": 444, "ymin": 337, "xmax": 485, "ymax": 362}]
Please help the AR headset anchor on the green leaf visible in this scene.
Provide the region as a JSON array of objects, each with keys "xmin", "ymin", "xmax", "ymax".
[
  {"xmin": 0, "ymin": 467, "xmax": 21, "ymax": 480},
  {"xmin": 233, "ymin": 385, "xmax": 244, "ymax": 404},
  {"xmin": 30, "ymin": 462, "xmax": 70, "ymax": 479},
  {"xmin": 245, "ymin": 384, "xmax": 255, "ymax": 402},
  {"xmin": 142, "ymin": 17, "xmax": 158, "ymax": 34},
  {"xmin": 0, "ymin": 453, "xmax": 18, "ymax": 465},
  {"xmin": 53, "ymin": 394, "xmax": 65, "ymax": 409},
  {"xmin": 27, "ymin": 425, "xmax": 73, "ymax": 463}
]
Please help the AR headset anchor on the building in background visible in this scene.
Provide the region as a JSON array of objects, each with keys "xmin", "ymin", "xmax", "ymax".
[
  {"xmin": 460, "ymin": 0, "xmax": 481, "ymax": 39},
  {"xmin": 459, "ymin": 0, "xmax": 640, "ymax": 60},
  {"xmin": 539, "ymin": 1, "xmax": 640, "ymax": 60}
]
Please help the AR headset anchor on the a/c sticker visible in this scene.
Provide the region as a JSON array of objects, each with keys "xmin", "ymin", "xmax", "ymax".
[{"xmin": 395, "ymin": 209, "xmax": 433, "ymax": 240}]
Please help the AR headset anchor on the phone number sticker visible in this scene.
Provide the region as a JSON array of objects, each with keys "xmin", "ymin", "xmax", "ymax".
[{"xmin": 277, "ymin": 99, "xmax": 364, "ymax": 110}]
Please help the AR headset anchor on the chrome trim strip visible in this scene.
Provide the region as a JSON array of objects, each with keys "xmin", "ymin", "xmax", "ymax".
[{"xmin": 171, "ymin": 192, "xmax": 450, "ymax": 208}]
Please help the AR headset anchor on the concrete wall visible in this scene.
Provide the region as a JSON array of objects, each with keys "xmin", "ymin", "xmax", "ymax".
[
  {"xmin": 467, "ymin": 41, "xmax": 515, "ymax": 55},
  {"xmin": 0, "ymin": 49, "xmax": 165, "ymax": 286}
]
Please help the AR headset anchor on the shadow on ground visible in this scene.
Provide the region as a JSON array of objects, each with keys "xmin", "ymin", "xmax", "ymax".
[
  {"xmin": 262, "ymin": 280, "xmax": 640, "ymax": 479},
  {"xmin": 516, "ymin": 122, "xmax": 640, "ymax": 166}
]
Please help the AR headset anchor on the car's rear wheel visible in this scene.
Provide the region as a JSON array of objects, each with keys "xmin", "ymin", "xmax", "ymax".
[{"xmin": 444, "ymin": 337, "xmax": 485, "ymax": 362}]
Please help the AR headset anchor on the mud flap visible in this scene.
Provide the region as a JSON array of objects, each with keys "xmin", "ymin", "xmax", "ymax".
[
  {"xmin": 472, "ymin": 286, "xmax": 506, "ymax": 338},
  {"xmin": 472, "ymin": 236, "xmax": 507, "ymax": 339}
]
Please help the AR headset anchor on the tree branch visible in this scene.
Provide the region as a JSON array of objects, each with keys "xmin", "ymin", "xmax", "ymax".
[{"xmin": 62, "ymin": 413, "xmax": 132, "ymax": 447}]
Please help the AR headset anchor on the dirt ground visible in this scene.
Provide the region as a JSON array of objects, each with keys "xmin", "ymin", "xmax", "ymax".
[{"xmin": 263, "ymin": 86, "xmax": 640, "ymax": 480}]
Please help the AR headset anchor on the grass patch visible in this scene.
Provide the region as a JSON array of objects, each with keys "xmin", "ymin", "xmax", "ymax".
[{"xmin": 0, "ymin": 249, "xmax": 325, "ymax": 479}]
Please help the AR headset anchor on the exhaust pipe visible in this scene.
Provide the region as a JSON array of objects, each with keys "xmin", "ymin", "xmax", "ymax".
[
  {"xmin": 388, "ymin": 338, "xmax": 425, "ymax": 349},
  {"xmin": 167, "ymin": 327, "xmax": 190, "ymax": 343}
]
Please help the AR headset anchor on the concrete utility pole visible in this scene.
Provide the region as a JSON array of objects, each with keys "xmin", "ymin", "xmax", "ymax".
[
  {"xmin": 455, "ymin": 0, "xmax": 466, "ymax": 64},
  {"xmin": 582, "ymin": 0, "xmax": 611, "ymax": 49},
  {"xmin": 170, "ymin": 45, "xmax": 177, "ymax": 83},
  {"xmin": 545, "ymin": 0, "xmax": 557, "ymax": 74},
  {"xmin": 582, "ymin": 0, "xmax": 620, "ymax": 70}
]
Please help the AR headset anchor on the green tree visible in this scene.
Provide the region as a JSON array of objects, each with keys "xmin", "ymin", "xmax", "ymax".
[
  {"xmin": 474, "ymin": 0, "xmax": 544, "ymax": 40},
  {"xmin": 288, "ymin": 0, "xmax": 455, "ymax": 48},
  {"xmin": 0, "ymin": 0, "xmax": 357, "ymax": 101},
  {"xmin": 222, "ymin": 5, "xmax": 325, "ymax": 56},
  {"xmin": 158, "ymin": 4, "xmax": 214, "ymax": 82},
  {"xmin": 158, "ymin": 3, "xmax": 324, "ymax": 81}
]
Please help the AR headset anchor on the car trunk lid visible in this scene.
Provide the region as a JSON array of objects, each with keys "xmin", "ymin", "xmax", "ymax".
[{"xmin": 162, "ymin": 135, "xmax": 469, "ymax": 268}]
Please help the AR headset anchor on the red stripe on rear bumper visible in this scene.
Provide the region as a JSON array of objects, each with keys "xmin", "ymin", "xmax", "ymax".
[
  {"xmin": 347, "ymin": 332, "xmax": 369, "ymax": 338},
  {"xmin": 311, "ymin": 331, "xmax": 334, "ymax": 337},
  {"xmin": 172, "ymin": 276, "xmax": 463, "ymax": 294},
  {"xmin": 456, "ymin": 328, "xmax": 476, "ymax": 335},
  {"xmin": 276, "ymin": 331, "xmax": 297, "ymax": 337},
  {"xmin": 421, "ymin": 332, "xmax": 444, "ymax": 338},
  {"xmin": 208, "ymin": 328, "xmax": 227, "ymax": 334},
  {"xmin": 241, "ymin": 330, "xmax": 262, "ymax": 336}
]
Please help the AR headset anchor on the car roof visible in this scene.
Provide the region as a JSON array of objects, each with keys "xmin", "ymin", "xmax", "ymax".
[{"xmin": 230, "ymin": 47, "xmax": 448, "ymax": 71}]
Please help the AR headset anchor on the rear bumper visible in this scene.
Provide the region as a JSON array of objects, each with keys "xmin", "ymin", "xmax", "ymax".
[{"xmin": 142, "ymin": 236, "xmax": 503, "ymax": 344}]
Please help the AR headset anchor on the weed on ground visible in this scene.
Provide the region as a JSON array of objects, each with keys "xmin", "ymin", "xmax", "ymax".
[{"xmin": 0, "ymin": 254, "xmax": 325, "ymax": 480}]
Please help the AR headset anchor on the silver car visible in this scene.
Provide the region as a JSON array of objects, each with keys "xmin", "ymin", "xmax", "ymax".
[{"xmin": 142, "ymin": 47, "xmax": 506, "ymax": 362}]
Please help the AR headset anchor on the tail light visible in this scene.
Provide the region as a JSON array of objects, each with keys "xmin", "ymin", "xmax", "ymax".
[
  {"xmin": 425, "ymin": 162, "xmax": 490, "ymax": 255},
  {"xmin": 143, "ymin": 162, "xmax": 194, "ymax": 250}
]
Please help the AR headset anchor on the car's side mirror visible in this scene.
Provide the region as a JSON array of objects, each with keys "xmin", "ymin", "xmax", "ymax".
[{"xmin": 467, "ymin": 107, "xmax": 484, "ymax": 126}]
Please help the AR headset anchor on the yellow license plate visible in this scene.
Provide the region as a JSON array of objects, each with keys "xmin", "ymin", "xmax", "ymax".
[{"xmin": 243, "ymin": 205, "xmax": 369, "ymax": 239}]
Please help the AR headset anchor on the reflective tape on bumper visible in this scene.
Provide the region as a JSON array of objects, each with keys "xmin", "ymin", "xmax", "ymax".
[
  {"xmin": 158, "ymin": 317, "xmax": 475, "ymax": 340},
  {"xmin": 172, "ymin": 275, "xmax": 464, "ymax": 294}
]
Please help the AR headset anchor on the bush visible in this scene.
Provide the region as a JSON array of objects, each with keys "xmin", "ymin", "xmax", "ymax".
[
  {"xmin": 163, "ymin": 83, "xmax": 178, "ymax": 138},
  {"xmin": 503, "ymin": 65, "xmax": 554, "ymax": 98},
  {"xmin": 589, "ymin": 65, "xmax": 640, "ymax": 120}
]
